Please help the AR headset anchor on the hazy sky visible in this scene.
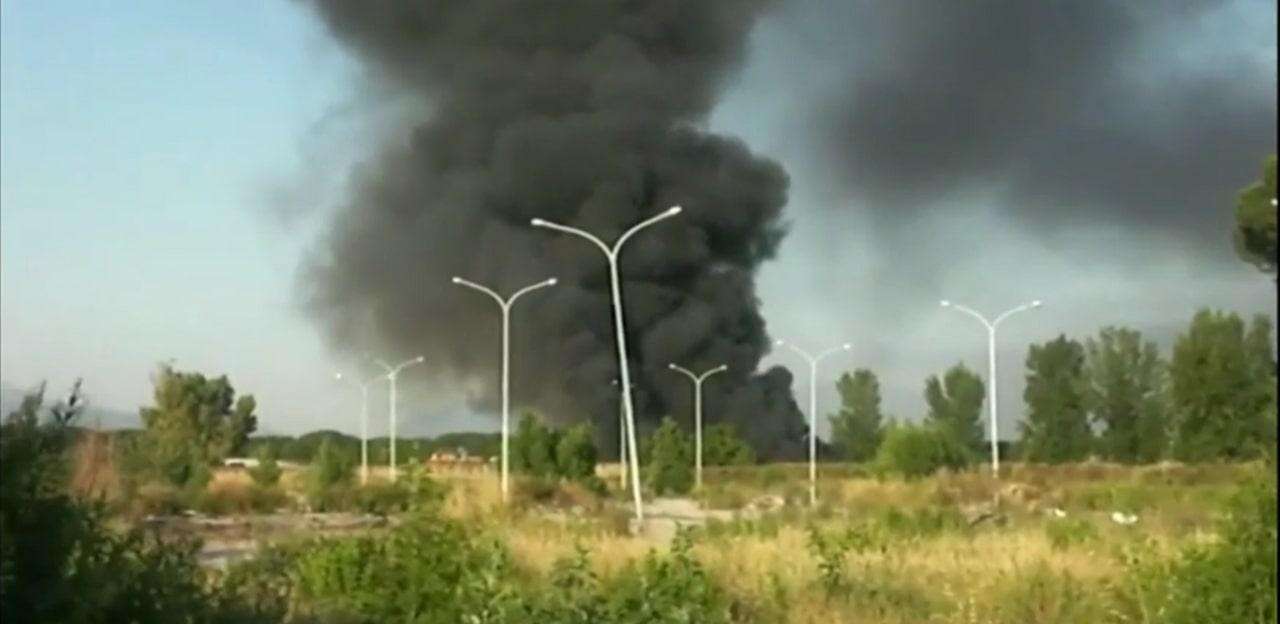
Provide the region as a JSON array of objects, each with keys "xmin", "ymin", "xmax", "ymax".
[{"xmin": 2, "ymin": 1, "xmax": 1275, "ymax": 441}]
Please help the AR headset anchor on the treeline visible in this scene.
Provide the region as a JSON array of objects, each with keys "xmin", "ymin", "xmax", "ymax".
[
  {"xmin": 242, "ymin": 430, "xmax": 501, "ymax": 465},
  {"xmin": 830, "ymin": 309, "xmax": 1277, "ymax": 472}
]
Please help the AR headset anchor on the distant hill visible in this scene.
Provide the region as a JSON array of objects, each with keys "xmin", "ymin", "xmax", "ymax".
[{"xmin": 0, "ymin": 380, "xmax": 140, "ymax": 430}]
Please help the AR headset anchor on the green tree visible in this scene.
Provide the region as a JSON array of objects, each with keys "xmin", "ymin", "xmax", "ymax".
[
  {"xmin": 134, "ymin": 365, "xmax": 257, "ymax": 487},
  {"xmin": 1020, "ymin": 335, "xmax": 1093, "ymax": 463},
  {"xmin": 511, "ymin": 412, "xmax": 560, "ymax": 477},
  {"xmin": 923, "ymin": 363, "xmax": 986, "ymax": 452},
  {"xmin": 828, "ymin": 369, "xmax": 886, "ymax": 462},
  {"xmin": 645, "ymin": 417, "xmax": 694, "ymax": 495},
  {"xmin": 701, "ymin": 423, "xmax": 755, "ymax": 466},
  {"xmin": 1084, "ymin": 327, "xmax": 1168, "ymax": 463},
  {"xmin": 1169, "ymin": 310, "xmax": 1276, "ymax": 461},
  {"xmin": 554, "ymin": 422, "xmax": 597, "ymax": 480},
  {"xmin": 873, "ymin": 422, "xmax": 974, "ymax": 478},
  {"xmin": 1233, "ymin": 155, "xmax": 1277, "ymax": 278}
]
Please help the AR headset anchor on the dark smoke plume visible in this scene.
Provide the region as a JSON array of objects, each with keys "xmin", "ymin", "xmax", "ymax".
[
  {"xmin": 298, "ymin": 1, "xmax": 805, "ymax": 457},
  {"xmin": 816, "ymin": 0, "xmax": 1276, "ymax": 245}
]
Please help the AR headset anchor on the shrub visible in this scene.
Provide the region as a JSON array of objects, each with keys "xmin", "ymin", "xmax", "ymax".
[
  {"xmin": 702, "ymin": 423, "xmax": 756, "ymax": 466},
  {"xmin": 873, "ymin": 422, "xmax": 974, "ymax": 479},
  {"xmin": 306, "ymin": 437, "xmax": 354, "ymax": 510},
  {"xmin": 1128, "ymin": 474, "xmax": 1277, "ymax": 623},
  {"xmin": 555, "ymin": 423, "xmax": 598, "ymax": 480},
  {"xmin": 247, "ymin": 445, "xmax": 282, "ymax": 487},
  {"xmin": 645, "ymin": 418, "xmax": 694, "ymax": 495}
]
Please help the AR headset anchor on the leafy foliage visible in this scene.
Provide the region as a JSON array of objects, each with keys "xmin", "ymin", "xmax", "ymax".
[
  {"xmin": 1083, "ymin": 327, "xmax": 1168, "ymax": 463},
  {"xmin": 1233, "ymin": 154, "xmax": 1277, "ymax": 277},
  {"xmin": 1020, "ymin": 335, "xmax": 1094, "ymax": 463},
  {"xmin": 701, "ymin": 422, "xmax": 756, "ymax": 466},
  {"xmin": 828, "ymin": 369, "xmax": 885, "ymax": 462},
  {"xmin": 873, "ymin": 422, "xmax": 973, "ymax": 478},
  {"xmin": 247, "ymin": 445, "xmax": 282, "ymax": 487},
  {"xmin": 645, "ymin": 417, "xmax": 694, "ymax": 495},
  {"xmin": 0, "ymin": 382, "xmax": 275, "ymax": 624},
  {"xmin": 923, "ymin": 363, "xmax": 986, "ymax": 452},
  {"xmin": 555, "ymin": 423, "xmax": 598, "ymax": 480},
  {"xmin": 511, "ymin": 413, "xmax": 599, "ymax": 482},
  {"xmin": 1169, "ymin": 310, "xmax": 1275, "ymax": 460},
  {"xmin": 1123, "ymin": 473, "xmax": 1277, "ymax": 623}
]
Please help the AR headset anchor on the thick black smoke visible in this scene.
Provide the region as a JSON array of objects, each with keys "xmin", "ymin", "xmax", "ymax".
[
  {"xmin": 298, "ymin": 1, "xmax": 806, "ymax": 457},
  {"xmin": 816, "ymin": 0, "xmax": 1276, "ymax": 244}
]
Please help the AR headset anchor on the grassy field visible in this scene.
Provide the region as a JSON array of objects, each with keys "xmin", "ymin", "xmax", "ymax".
[{"xmin": 84, "ymin": 443, "xmax": 1269, "ymax": 624}]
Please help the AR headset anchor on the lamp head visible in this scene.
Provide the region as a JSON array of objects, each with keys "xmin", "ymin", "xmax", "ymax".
[
  {"xmin": 714, "ymin": 364, "xmax": 728, "ymax": 372},
  {"xmin": 1030, "ymin": 300, "xmax": 1043, "ymax": 308},
  {"xmin": 841, "ymin": 343, "xmax": 852, "ymax": 350},
  {"xmin": 530, "ymin": 218, "xmax": 546, "ymax": 227},
  {"xmin": 451, "ymin": 276, "xmax": 462, "ymax": 284},
  {"xmin": 545, "ymin": 277, "xmax": 558, "ymax": 286},
  {"xmin": 334, "ymin": 372, "xmax": 343, "ymax": 380},
  {"xmin": 940, "ymin": 300, "xmax": 951, "ymax": 307},
  {"xmin": 666, "ymin": 205, "xmax": 682, "ymax": 216},
  {"xmin": 773, "ymin": 339, "xmax": 785, "ymax": 346},
  {"xmin": 668, "ymin": 363, "xmax": 677, "ymax": 370},
  {"xmin": 415, "ymin": 355, "xmax": 426, "ymax": 363}
]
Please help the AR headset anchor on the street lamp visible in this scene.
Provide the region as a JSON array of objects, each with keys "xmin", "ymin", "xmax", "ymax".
[
  {"xmin": 532, "ymin": 205, "xmax": 682, "ymax": 524},
  {"xmin": 372, "ymin": 355, "xmax": 425, "ymax": 482},
  {"xmin": 939, "ymin": 299, "xmax": 1042, "ymax": 476},
  {"xmin": 611, "ymin": 378, "xmax": 637, "ymax": 490},
  {"xmin": 667, "ymin": 363, "xmax": 727, "ymax": 489},
  {"xmin": 451, "ymin": 275, "xmax": 557, "ymax": 501},
  {"xmin": 774, "ymin": 340, "xmax": 851, "ymax": 506},
  {"xmin": 334, "ymin": 372, "xmax": 385, "ymax": 485}
]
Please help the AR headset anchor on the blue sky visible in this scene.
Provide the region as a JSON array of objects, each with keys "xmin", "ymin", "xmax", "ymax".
[{"xmin": 2, "ymin": 1, "xmax": 1275, "ymax": 440}]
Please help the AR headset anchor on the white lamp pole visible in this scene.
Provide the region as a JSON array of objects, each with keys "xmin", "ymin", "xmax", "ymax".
[
  {"xmin": 611, "ymin": 378, "xmax": 636, "ymax": 490},
  {"xmin": 939, "ymin": 299, "xmax": 1042, "ymax": 476},
  {"xmin": 372, "ymin": 355, "xmax": 425, "ymax": 482},
  {"xmin": 451, "ymin": 276, "xmax": 557, "ymax": 501},
  {"xmin": 667, "ymin": 363, "xmax": 727, "ymax": 489},
  {"xmin": 774, "ymin": 340, "xmax": 851, "ymax": 506},
  {"xmin": 532, "ymin": 206, "xmax": 683, "ymax": 524},
  {"xmin": 334, "ymin": 372, "xmax": 384, "ymax": 485}
]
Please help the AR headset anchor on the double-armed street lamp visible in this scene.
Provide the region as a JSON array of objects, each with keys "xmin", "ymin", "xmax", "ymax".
[
  {"xmin": 939, "ymin": 299, "xmax": 1042, "ymax": 476},
  {"xmin": 334, "ymin": 372, "xmax": 385, "ymax": 485},
  {"xmin": 532, "ymin": 206, "xmax": 683, "ymax": 524},
  {"xmin": 451, "ymin": 276, "xmax": 558, "ymax": 501},
  {"xmin": 667, "ymin": 363, "xmax": 727, "ymax": 489},
  {"xmin": 372, "ymin": 355, "xmax": 425, "ymax": 482},
  {"xmin": 774, "ymin": 340, "xmax": 851, "ymax": 505}
]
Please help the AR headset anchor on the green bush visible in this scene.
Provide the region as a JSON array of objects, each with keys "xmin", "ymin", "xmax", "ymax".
[
  {"xmin": 556, "ymin": 423, "xmax": 598, "ymax": 480},
  {"xmin": 1126, "ymin": 474, "xmax": 1277, "ymax": 623},
  {"xmin": 873, "ymin": 422, "xmax": 974, "ymax": 479},
  {"xmin": 247, "ymin": 445, "xmax": 282, "ymax": 487},
  {"xmin": 645, "ymin": 418, "xmax": 694, "ymax": 495},
  {"xmin": 0, "ymin": 382, "xmax": 275, "ymax": 624},
  {"xmin": 306, "ymin": 437, "xmax": 355, "ymax": 510},
  {"xmin": 702, "ymin": 423, "xmax": 756, "ymax": 466}
]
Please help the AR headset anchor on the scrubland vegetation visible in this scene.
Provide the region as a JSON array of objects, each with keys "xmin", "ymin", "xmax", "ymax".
[{"xmin": 3, "ymin": 379, "xmax": 1275, "ymax": 624}]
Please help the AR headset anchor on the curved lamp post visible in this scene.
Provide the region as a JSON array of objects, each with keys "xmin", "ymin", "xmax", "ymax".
[
  {"xmin": 372, "ymin": 355, "xmax": 425, "ymax": 482},
  {"xmin": 667, "ymin": 363, "xmax": 727, "ymax": 489},
  {"xmin": 774, "ymin": 340, "xmax": 851, "ymax": 505},
  {"xmin": 451, "ymin": 276, "xmax": 557, "ymax": 501},
  {"xmin": 334, "ymin": 372, "xmax": 385, "ymax": 485},
  {"xmin": 940, "ymin": 299, "xmax": 1042, "ymax": 476},
  {"xmin": 532, "ymin": 206, "xmax": 682, "ymax": 524}
]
